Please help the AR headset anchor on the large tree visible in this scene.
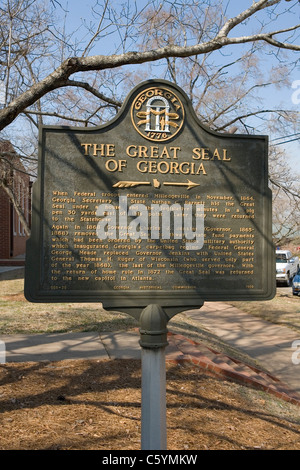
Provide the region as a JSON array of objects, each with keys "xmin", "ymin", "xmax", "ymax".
[{"xmin": 0, "ymin": 0, "xmax": 299, "ymax": 236}]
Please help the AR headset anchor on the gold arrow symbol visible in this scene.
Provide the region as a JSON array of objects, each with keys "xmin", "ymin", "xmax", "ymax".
[
  {"xmin": 163, "ymin": 180, "xmax": 200, "ymax": 190},
  {"xmin": 113, "ymin": 181, "xmax": 151, "ymax": 188}
]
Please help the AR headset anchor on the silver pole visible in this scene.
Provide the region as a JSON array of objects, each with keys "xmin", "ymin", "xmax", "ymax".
[
  {"xmin": 139, "ymin": 304, "xmax": 169, "ymax": 450},
  {"xmin": 141, "ymin": 347, "xmax": 167, "ymax": 449}
]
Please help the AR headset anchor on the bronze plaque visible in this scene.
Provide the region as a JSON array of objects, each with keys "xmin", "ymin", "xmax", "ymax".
[{"xmin": 25, "ymin": 80, "xmax": 275, "ymax": 317}]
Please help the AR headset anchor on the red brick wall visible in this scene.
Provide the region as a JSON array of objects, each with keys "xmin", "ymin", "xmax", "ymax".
[
  {"xmin": 0, "ymin": 140, "xmax": 31, "ymax": 261},
  {"xmin": 0, "ymin": 186, "xmax": 11, "ymax": 259},
  {"xmin": 10, "ymin": 173, "xmax": 30, "ymax": 257}
]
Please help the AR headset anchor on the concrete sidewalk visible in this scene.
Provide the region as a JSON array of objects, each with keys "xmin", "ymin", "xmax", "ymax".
[
  {"xmin": 188, "ymin": 302, "xmax": 300, "ymax": 394},
  {"xmin": 0, "ymin": 330, "xmax": 142, "ymax": 363}
]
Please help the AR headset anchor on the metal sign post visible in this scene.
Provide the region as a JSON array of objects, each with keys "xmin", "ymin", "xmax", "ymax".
[
  {"xmin": 139, "ymin": 304, "xmax": 169, "ymax": 450},
  {"xmin": 24, "ymin": 78, "xmax": 276, "ymax": 451}
]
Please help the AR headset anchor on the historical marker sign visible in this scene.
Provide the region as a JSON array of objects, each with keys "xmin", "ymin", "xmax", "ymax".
[{"xmin": 25, "ymin": 80, "xmax": 275, "ymax": 317}]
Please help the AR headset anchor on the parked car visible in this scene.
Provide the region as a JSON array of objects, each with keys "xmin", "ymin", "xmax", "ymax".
[
  {"xmin": 276, "ymin": 250, "xmax": 300, "ymax": 286},
  {"xmin": 292, "ymin": 269, "xmax": 300, "ymax": 296}
]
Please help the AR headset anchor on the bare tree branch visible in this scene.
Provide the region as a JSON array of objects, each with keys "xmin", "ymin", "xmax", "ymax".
[
  {"xmin": 1, "ymin": 0, "xmax": 299, "ymax": 131},
  {"xmin": 217, "ymin": 0, "xmax": 279, "ymax": 38},
  {"xmin": 63, "ymin": 79, "xmax": 122, "ymax": 107},
  {"xmin": 216, "ymin": 109, "xmax": 296, "ymax": 132}
]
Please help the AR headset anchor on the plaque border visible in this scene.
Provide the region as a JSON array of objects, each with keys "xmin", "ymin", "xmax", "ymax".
[{"xmin": 25, "ymin": 79, "xmax": 276, "ymax": 315}]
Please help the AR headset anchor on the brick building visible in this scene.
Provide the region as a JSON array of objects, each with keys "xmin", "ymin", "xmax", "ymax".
[{"xmin": 0, "ymin": 140, "xmax": 31, "ymax": 265}]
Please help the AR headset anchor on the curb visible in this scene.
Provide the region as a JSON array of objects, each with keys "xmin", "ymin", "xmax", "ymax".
[{"xmin": 166, "ymin": 332, "xmax": 300, "ymax": 407}]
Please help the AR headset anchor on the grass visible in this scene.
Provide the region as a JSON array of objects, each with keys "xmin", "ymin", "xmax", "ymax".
[
  {"xmin": 230, "ymin": 290, "xmax": 300, "ymax": 333},
  {"xmin": 0, "ymin": 269, "xmax": 138, "ymax": 334},
  {"xmin": 2, "ymin": 269, "xmax": 300, "ymax": 450},
  {"xmin": 1, "ymin": 267, "xmax": 299, "ymax": 371},
  {"xmin": 1, "ymin": 268, "xmax": 299, "ymax": 336},
  {"xmin": 0, "ymin": 296, "xmax": 139, "ymax": 334}
]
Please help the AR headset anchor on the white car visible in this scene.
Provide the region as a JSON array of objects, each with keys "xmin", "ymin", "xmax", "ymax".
[{"xmin": 276, "ymin": 250, "xmax": 299, "ymax": 286}]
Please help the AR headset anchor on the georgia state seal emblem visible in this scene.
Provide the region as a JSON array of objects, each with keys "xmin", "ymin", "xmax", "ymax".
[{"xmin": 131, "ymin": 86, "xmax": 184, "ymax": 142}]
